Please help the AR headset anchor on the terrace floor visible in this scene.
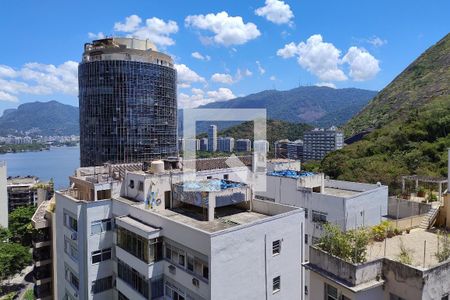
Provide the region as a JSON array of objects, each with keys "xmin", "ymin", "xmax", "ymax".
[{"xmin": 366, "ymin": 228, "xmax": 443, "ymax": 269}]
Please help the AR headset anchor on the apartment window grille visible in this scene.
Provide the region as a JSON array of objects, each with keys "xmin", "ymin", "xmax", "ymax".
[
  {"xmin": 64, "ymin": 266, "xmax": 79, "ymax": 290},
  {"xmin": 165, "ymin": 244, "xmax": 185, "ymax": 267},
  {"xmin": 91, "ymin": 219, "xmax": 112, "ymax": 235},
  {"xmin": 272, "ymin": 276, "xmax": 280, "ymax": 293},
  {"xmin": 117, "ymin": 259, "xmax": 149, "ymax": 298},
  {"xmin": 91, "ymin": 276, "xmax": 113, "ymax": 294},
  {"xmin": 64, "ymin": 236, "xmax": 78, "ymax": 261},
  {"xmin": 272, "ymin": 240, "xmax": 281, "ymax": 255},
  {"xmin": 117, "ymin": 226, "xmax": 162, "ymax": 263},
  {"xmin": 325, "ymin": 283, "xmax": 338, "ymax": 300},
  {"xmin": 91, "ymin": 248, "xmax": 112, "ymax": 264},
  {"xmin": 165, "ymin": 282, "xmax": 186, "ymax": 300},
  {"xmin": 312, "ymin": 210, "xmax": 328, "ymax": 223}
]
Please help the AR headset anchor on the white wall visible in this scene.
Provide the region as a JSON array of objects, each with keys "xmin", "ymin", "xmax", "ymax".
[
  {"xmin": 210, "ymin": 210, "xmax": 304, "ymax": 300},
  {"xmin": 0, "ymin": 162, "xmax": 7, "ymax": 228}
]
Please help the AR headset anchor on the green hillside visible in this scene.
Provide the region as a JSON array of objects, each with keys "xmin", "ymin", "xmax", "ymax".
[
  {"xmin": 321, "ymin": 34, "xmax": 450, "ymax": 192},
  {"xmin": 213, "ymin": 119, "xmax": 312, "ymax": 145}
]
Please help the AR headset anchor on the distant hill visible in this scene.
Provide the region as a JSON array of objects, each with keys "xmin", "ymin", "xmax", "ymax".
[
  {"xmin": 198, "ymin": 86, "xmax": 378, "ymax": 127},
  {"xmin": 321, "ymin": 33, "xmax": 450, "ymax": 192},
  {"xmin": 0, "ymin": 101, "xmax": 79, "ymax": 136}
]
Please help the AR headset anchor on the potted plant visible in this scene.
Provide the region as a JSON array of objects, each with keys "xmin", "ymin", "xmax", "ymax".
[{"xmin": 417, "ymin": 186, "xmax": 426, "ymax": 197}]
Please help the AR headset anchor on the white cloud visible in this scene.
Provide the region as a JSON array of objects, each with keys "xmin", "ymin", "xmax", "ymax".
[
  {"xmin": 342, "ymin": 46, "xmax": 380, "ymax": 81},
  {"xmin": 277, "ymin": 34, "xmax": 379, "ymax": 83},
  {"xmin": 367, "ymin": 36, "xmax": 387, "ymax": 47},
  {"xmin": 88, "ymin": 32, "xmax": 106, "ymax": 40},
  {"xmin": 0, "ymin": 61, "xmax": 79, "ymax": 102},
  {"xmin": 179, "ymin": 87, "xmax": 236, "ymax": 108},
  {"xmin": 191, "ymin": 51, "xmax": 211, "ymax": 61},
  {"xmin": 0, "ymin": 91, "xmax": 18, "ymax": 102},
  {"xmin": 185, "ymin": 11, "xmax": 260, "ymax": 46},
  {"xmin": 174, "ymin": 64, "xmax": 205, "ymax": 88},
  {"xmin": 235, "ymin": 68, "xmax": 253, "ymax": 81},
  {"xmin": 114, "ymin": 15, "xmax": 178, "ymax": 47},
  {"xmin": 269, "ymin": 75, "xmax": 276, "ymax": 81},
  {"xmin": 211, "ymin": 73, "xmax": 233, "ymax": 84},
  {"xmin": 255, "ymin": 0, "xmax": 294, "ymax": 25},
  {"xmin": 256, "ymin": 61, "xmax": 266, "ymax": 75},
  {"xmin": 315, "ymin": 82, "xmax": 336, "ymax": 89}
]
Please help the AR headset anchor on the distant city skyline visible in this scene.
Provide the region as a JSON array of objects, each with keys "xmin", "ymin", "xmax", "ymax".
[{"xmin": 0, "ymin": 0, "xmax": 449, "ymax": 114}]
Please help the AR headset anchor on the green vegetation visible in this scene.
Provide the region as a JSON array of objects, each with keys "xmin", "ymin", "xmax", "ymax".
[
  {"xmin": 435, "ymin": 231, "xmax": 450, "ymax": 263},
  {"xmin": 317, "ymin": 223, "xmax": 370, "ymax": 264},
  {"xmin": 397, "ymin": 239, "xmax": 414, "ymax": 265},
  {"xmin": 371, "ymin": 220, "xmax": 395, "ymax": 241},
  {"xmin": 321, "ymin": 34, "xmax": 450, "ymax": 193},
  {"xmin": 0, "ymin": 143, "xmax": 48, "ymax": 154},
  {"xmin": 0, "ymin": 240, "xmax": 32, "ymax": 281},
  {"xmin": 23, "ymin": 289, "xmax": 35, "ymax": 300},
  {"xmin": 8, "ymin": 206, "xmax": 37, "ymax": 247}
]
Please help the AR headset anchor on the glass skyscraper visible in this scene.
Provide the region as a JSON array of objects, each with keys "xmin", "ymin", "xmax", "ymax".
[{"xmin": 78, "ymin": 38, "xmax": 177, "ymax": 167}]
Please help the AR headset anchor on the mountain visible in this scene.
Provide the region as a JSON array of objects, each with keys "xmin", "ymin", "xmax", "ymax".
[
  {"xmin": 198, "ymin": 86, "xmax": 378, "ymax": 127},
  {"xmin": 0, "ymin": 101, "xmax": 79, "ymax": 136},
  {"xmin": 212, "ymin": 119, "xmax": 312, "ymax": 145},
  {"xmin": 321, "ymin": 33, "xmax": 450, "ymax": 192}
]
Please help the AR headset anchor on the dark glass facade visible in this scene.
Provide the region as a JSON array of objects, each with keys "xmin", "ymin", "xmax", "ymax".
[{"xmin": 79, "ymin": 51, "xmax": 177, "ymax": 166}]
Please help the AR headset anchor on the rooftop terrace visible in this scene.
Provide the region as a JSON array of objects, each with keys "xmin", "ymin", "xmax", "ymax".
[{"xmin": 268, "ymin": 170, "xmax": 315, "ymax": 179}]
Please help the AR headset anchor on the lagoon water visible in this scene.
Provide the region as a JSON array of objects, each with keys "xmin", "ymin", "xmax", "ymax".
[{"xmin": 0, "ymin": 146, "xmax": 80, "ymax": 189}]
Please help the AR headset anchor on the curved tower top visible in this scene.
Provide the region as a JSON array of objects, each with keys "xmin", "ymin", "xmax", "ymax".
[{"xmin": 78, "ymin": 37, "xmax": 178, "ymax": 167}]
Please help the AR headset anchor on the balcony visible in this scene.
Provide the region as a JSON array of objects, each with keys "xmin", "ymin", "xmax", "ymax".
[
  {"xmin": 33, "ymin": 264, "xmax": 52, "ymax": 282},
  {"xmin": 33, "ymin": 246, "xmax": 51, "ymax": 266},
  {"xmin": 34, "ymin": 282, "xmax": 52, "ymax": 299}
]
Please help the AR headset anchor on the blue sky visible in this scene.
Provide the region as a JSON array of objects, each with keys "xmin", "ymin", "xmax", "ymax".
[{"xmin": 0, "ymin": 0, "xmax": 448, "ymax": 112}]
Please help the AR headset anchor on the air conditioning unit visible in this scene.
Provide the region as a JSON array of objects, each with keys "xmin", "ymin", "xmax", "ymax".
[
  {"xmin": 192, "ymin": 278, "xmax": 200, "ymax": 287},
  {"xmin": 70, "ymin": 232, "xmax": 77, "ymax": 240}
]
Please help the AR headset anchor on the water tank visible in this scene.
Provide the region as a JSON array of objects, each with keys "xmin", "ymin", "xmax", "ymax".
[{"xmin": 151, "ymin": 160, "xmax": 165, "ymax": 174}]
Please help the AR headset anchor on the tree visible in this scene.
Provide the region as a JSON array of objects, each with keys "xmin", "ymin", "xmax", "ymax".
[
  {"xmin": 0, "ymin": 242, "xmax": 32, "ymax": 281},
  {"xmin": 8, "ymin": 206, "xmax": 36, "ymax": 247},
  {"xmin": 0, "ymin": 226, "xmax": 11, "ymax": 242}
]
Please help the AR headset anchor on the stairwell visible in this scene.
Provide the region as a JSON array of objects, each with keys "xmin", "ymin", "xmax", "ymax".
[{"xmin": 419, "ymin": 206, "xmax": 440, "ymax": 229}]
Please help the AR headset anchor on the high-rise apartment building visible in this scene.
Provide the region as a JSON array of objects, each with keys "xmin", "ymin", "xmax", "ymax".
[
  {"xmin": 302, "ymin": 126, "xmax": 343, "ymax": 161},
  {"xmin": 7, "ymin": 176, "xmax": 39, "ymax": 211},
  {"xmin": 54, "ymin": 160, "xmax": 304, "ymax": 300},
  {"xmin": 78, "ymin": 38, "xmax": 177, "ymax": 167},
  {"xmin": 236, "ymin": 139, "xmax": 251, "ymax": 152},
  {"xmin": 287, "ymin": 140, "xmax": 304, "ymax": 161},
  {"xmin": 207, "ymin": 125, "xmax": 217, "ymax": 152},
  {"xmin": 274, "ymin": 139, "xmax": 290, "ymax": 159},
  {"xmin": 217, "ymin": 137, "xmax": 234, "ymax": 153},
  {"xmin": 0, "ymin": 161, "xmax": 7, "ymax": 228},
  {"xmin": 199, "ymin": 138, "xmax": 208, "ymax": 152}
]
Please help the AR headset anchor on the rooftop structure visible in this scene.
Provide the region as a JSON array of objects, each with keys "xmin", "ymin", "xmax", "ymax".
[{"xmin": 79, "ymin": 37, "xmax": 177, "ymax": 166}]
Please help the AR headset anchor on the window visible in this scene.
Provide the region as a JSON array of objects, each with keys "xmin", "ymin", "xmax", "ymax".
[
  {"xmin": 64, "ymin": 213, "xmax": 77, "ymax": 232},
  {"xmin": 117, "ymin": 226, "xmax": 162, "ymax": 263},
  {"xmin": 223, "ymin": 174, "xmax": 229, "ymax": 180},
  {"xmin": 207, "ymin": 176, "xmax": 212, "ymax": 179},
  {"xmin": 64, "ymin": 266, "xmax": 79, "ymax": 290},
  {"xmin": 138, "ymin": 181, "xmax": 144, "ymax": 191},
  {"xmin": 272, "ymin": 276, "xmax": 280, "ymax": 293},
  {"xmin": 117, "ymin": 259, "xmax": 148, "ymax": 298},
  {"xmin": 91, "ymin": 219, "xmax": 112, "ymax": 235},
  {"xmin": 91, "ymin": 276, "xmax": 112, "ymax": 294},
  {"xmin": 305, "ymin": 234, "xmax": 309, "ymax": 245},
  {"xmin": 91, "ymin": 248, "xmax": 112, "ymax": 264},
  {"xmin": 166, "ymin": 244, "xmax": 185, "ymax": 268},
  {"xmin": 325, "ymin": 283, "xmax": 338, "ymax": 300},
  {"xmin": 304, "ymin": 208, "xmax": 308, "ymax": 219},
  {"xmin": 165, "ymin": 282, "xmax": 186, "ymax": 300},
  {"xmin": 312, "ymin": 210, "xmax": 327, "ymax": 223},
  {"xmin": 187, "ymin": 255, "xmax": 194, "ymax": 272},
  {"xmin": 64, "ymin": 236, "xmax": 78, "ymax": 261},
  {"xmin": 272, "ymin": 240, "xmax": 281, "ymax": 255},
  {"xmin": 129, "ymin": 180, "xmax": 134, "ymax": 189},
  {"xmin": 151, "ymin": 277, "xmax": 164, "ymax": 298}
]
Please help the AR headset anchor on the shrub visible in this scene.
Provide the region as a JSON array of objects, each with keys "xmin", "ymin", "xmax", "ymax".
[
  {"xmin": 435, "ymin": 231, "xmax": 450, "ymax": 263},
  {"xmin": 397, "ymin": 238, "xmax": 414, "ymax": 265}
]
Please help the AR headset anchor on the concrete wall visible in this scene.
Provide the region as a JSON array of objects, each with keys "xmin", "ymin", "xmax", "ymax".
[
  {"xmin": 0, "ymin": 162, "xmax": 7, "ymax": 228},
  {"xmin": 210, "ymin": 209, "xmax": 304, "ymax": 300},
  {"xmin": 387, "ymin": 197, "xmax": 431, "ymax": 219}
]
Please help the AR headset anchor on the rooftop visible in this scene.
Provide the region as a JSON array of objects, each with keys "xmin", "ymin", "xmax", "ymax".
[
  {"xmin": 322, "ymin": 187, "xmax": 361, "ymax": 197},
  {"xmin": 176, "ymin": 179, "xmax": 243, "ymax": 192},
  {"xmin": 7, "ymin": 176, "xmax": 39, "ymax": 186},
  {"xmin": 120, "ymin": 198, "xmax": 299, "ymax": 234},
  {"xmin": 366, "ymin": 228, "xmax": 441, "ymax": 269}
]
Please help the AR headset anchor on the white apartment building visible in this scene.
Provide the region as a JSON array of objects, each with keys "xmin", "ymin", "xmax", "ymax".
[
  {"xmin": 0, "ymin": 161, "xmax": 7, "ymax": 228},
  {"xmin": 54, "ymin": 159, "xmax": 305, "ymax": 300}
]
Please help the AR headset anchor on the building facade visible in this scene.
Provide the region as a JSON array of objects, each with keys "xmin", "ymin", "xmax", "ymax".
[
  {"xmin": 199, "ymin": 138, "xmax": 208, "ymax": 152},
  {"xmin": 287, "ymin": 140, "xmax": 304, "ymax": 161},
  {"xmin": 0, "ymin": 161, "xmax": 7, "ymax": 228},
  {"xmin": 274, "ymin": 140, "xmax": 290, "ymax": 159},
  {"xmin": 7, "ymin": 176, "xmax": 39, "ymax": 211},
  {"xmin": 217, "ymin": 137, "xmax": 234, "ymax": 153},
  {"xmin": 78, "ymin": 38, "xmax": 177, "ymax": 167},
  {"xmin": 54, "ymin": 160, "xmax": 305, "ymax": 300},
  {"xmin": 207, "ymin": 125, "xmax": 217, "ymax": 153},
  {"xmin": 235, "ymin": 139, "xmax": 251, "ymax": 153},
  {"xmin": 302, "ymin": 126, "xmax": 344, "ymax": 161}
]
